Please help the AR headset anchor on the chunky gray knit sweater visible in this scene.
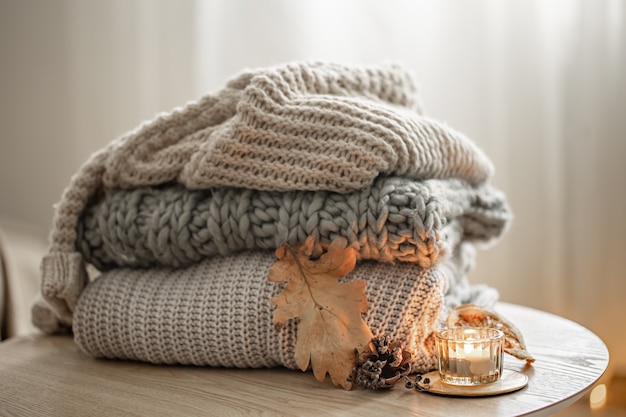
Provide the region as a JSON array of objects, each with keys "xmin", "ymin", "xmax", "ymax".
[{"xmin": 77, "ymin": 176, "xmax": 510, "ymax": 271}]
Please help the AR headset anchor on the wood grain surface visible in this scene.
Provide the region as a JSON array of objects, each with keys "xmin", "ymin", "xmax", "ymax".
[{"xmin": 0, "ymin": 303, "xmax": 608, "ymax": 417}]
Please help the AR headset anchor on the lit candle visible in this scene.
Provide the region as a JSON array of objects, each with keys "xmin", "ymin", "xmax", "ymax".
[
  {"xmin": 436, "ymin": 328, "xmax": 504, "ymax": 385},
  {"xmin": 449, "ymin": 343, "xmax": 495, "ymax": 375}
]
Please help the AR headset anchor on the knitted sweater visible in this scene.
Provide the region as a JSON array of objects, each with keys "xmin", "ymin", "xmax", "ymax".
[
  {"xmin": 71, "ymin": 245, "xmax": 494, "ymax": 373},
  {"xmin": 77, "ymin": 177, "xmax": 510, "ymax": 271}
]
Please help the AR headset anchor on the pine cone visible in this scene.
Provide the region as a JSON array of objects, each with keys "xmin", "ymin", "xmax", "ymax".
[{"xmin": 348, "ymin": 336, "xmax": 412, "ymax": 390}]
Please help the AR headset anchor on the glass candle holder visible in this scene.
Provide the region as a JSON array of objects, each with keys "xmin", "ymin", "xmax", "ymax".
[{"xmin": 436, "ymin": 328, "xmax": 504, "ymax": 386}]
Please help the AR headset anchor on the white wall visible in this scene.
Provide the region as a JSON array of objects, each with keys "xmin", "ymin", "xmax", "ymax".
[{"xmin": 0, "ymin": 1, "xmax": 72, "ymax": 237}]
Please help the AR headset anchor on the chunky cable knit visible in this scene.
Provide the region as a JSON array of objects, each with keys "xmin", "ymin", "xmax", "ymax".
[
  {"xmin": 77, "ymin": 177, "xmax": 510, "ymax": 271},
  {"xmin": 73, "ymin": 248, "xmax": 490, "ymax": 373}
]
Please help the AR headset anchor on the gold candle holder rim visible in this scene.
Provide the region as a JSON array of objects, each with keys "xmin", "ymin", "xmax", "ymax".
[{"xmin": 436, "ymin": 327, "xmax": 504, "ymax": 343}]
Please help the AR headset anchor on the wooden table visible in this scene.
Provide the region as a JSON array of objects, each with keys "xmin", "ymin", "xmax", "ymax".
[{"xmin": 0, "ymin": 303, "xmax": 608, "ymax": 416}]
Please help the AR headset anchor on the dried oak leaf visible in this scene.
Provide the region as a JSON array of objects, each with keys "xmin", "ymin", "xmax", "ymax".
[{"xmin": 269, "ymin": 235, "xmax": 374, "ymax": 390}]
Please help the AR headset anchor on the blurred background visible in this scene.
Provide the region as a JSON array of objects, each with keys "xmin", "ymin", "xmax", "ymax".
[{"xmin": 1, "ymin": 0, "xmax": 624, "ymax": 414}]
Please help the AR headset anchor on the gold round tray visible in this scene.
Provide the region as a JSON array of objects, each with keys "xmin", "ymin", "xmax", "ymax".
[{"xmin": 414, "ymin": 369, "xmax": 528, "ymax": 397}]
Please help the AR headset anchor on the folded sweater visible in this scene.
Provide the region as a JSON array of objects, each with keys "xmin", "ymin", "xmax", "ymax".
[
  {"xmin": 72, "ymin": 245, "xmax": 494, "ymax": 373},
  {"xmin": 78, "ymin": 177, "xmax": 510, "ymax": 271}
]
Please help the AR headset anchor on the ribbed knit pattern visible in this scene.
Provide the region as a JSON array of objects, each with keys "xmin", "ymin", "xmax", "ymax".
[
  {"xmin": 77, "ymin": 176, "xmax": 510, "ymax": 271},
  {"xmin": 101, "ymin": 62, "xmax": 493, "ymax": 192},
  {"xmin": 73, "ymin": 251, "xmax": 453, "ymax": 373}
]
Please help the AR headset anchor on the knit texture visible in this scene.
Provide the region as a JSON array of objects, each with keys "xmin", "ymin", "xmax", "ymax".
[
  {"xmin": 34, "ymin": 61, "xmax": 503, "ymax": 332},
  {"xmin": 103, "ymin": 61, "xmax": 493, "ymax": 192},
  {"xmin": 77, "ymin": 177, "xmax": 510, "ymax": 271},
  {"xmin": 72, "ymin": 249, "xmax": 487, "ymax": 373}
]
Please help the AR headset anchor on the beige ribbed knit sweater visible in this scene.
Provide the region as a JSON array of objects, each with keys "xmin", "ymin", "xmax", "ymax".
[{"xmin": 72, "ymin": 245, "xmax": 490, "ymax": 373}]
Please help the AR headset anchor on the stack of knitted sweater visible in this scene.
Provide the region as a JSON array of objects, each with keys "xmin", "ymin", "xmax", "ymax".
[{"xmin": 31, "ymin": 62, "xmax": 511, "ymax": 374}]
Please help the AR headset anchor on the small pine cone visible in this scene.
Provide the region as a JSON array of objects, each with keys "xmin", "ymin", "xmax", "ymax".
[{"xmin": 350, "ymin": 336, "xmax": 412, "ymax": 390}]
